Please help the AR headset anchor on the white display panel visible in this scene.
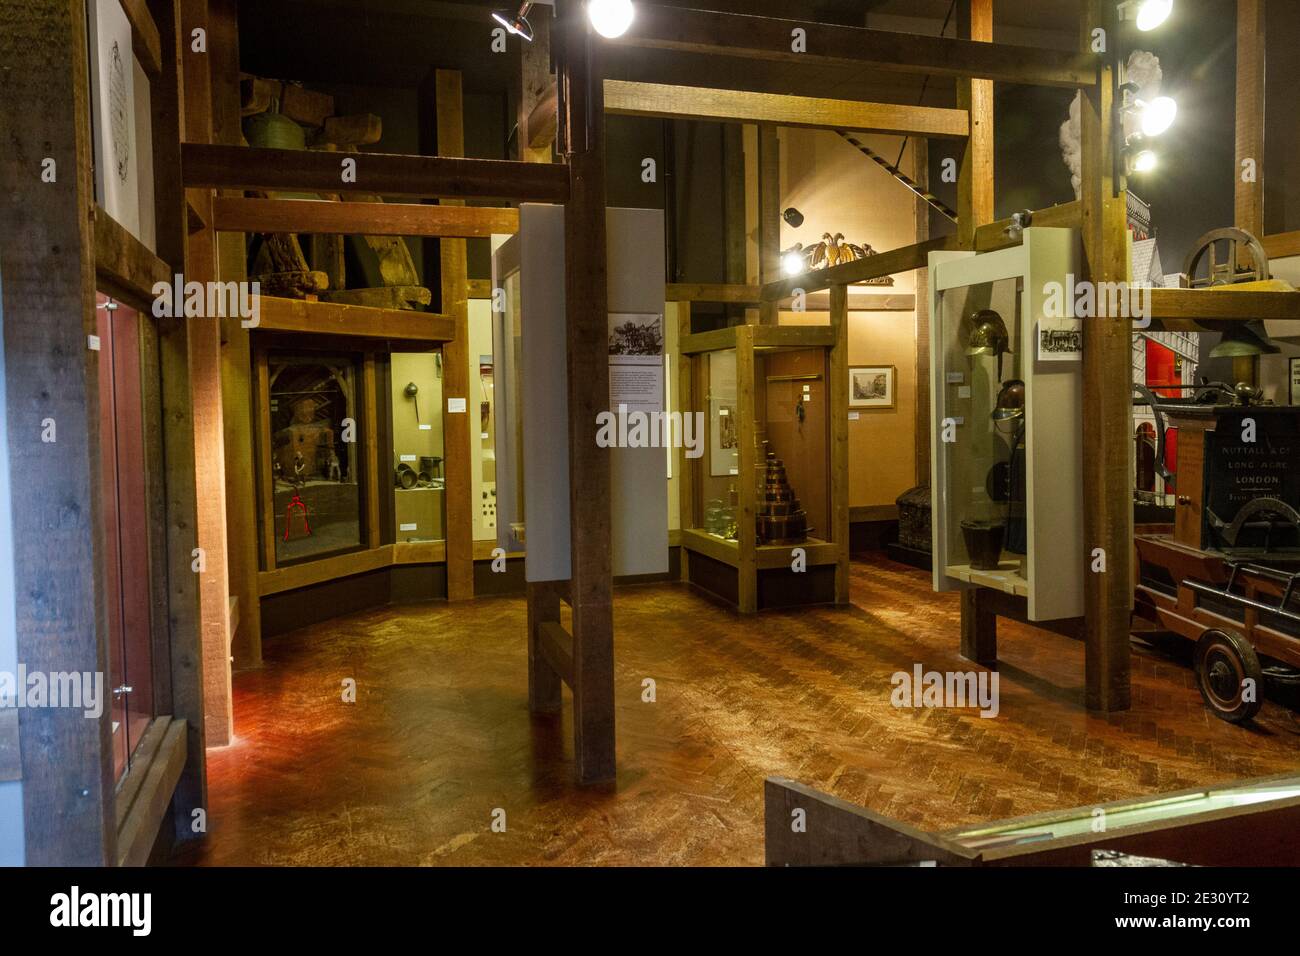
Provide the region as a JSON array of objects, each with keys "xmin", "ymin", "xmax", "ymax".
[{"xmin": 491, "ymin": 205, "xmax": 669, "ymax": 582}]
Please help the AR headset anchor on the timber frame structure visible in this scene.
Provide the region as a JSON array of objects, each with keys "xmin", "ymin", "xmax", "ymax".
[{"xmin": 4, "ymin": 0, "xmax": 1300, "ymax": 863}]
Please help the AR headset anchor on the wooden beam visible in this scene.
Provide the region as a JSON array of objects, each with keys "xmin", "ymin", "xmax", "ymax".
[
  {"xmin": 956, "ymin": 0, "xmax": 994, "ymax": 249},
  {"xmin": 148, "ymin": 0, "xmax": 208, "ymax": 848},
  {"xmin": 1263, "ymin": 230, "xmax": 1300, "ymax": 259},
  {"xmin": 94, "ymin": 204, "xmax": 171, "ymax": 306},
  {"xmin": 604, "ymin": 79, "xmax": 969, "ymax": 138},
  {"xmin": 211, "ymin": 0, "xmax": 261, "ymax": 671},
  {"xmin": 558, "ymin": 0, "xmax": 615, "ymax": 784},
  {"xmin": 973, "ymin": 200, "xmax": 1082, "ymax": 251},
  {"xmin": 1235, "ymin": 0, "xmax": 1266, "ymax": 235},
  {"xmin": 758, "ymin": 124, "xmax": 781, "ymax": 324},
  {"xmin": 829, "ymin": 284, "xmax": 850, "ymax": 604},
  {"xmin": 1, "ymin": 0, "xmax": 113, "ymax": 865},
  {"xmin": 762, "ymin": 236, "xmax": 953, "ymax": 300},
  {"xmin": 537, "ymin": 621, "xmax": 576, "ymax": 686},
  {"xmin": 435, "ymin": 69, "xmax": 475, "ymax": 604},
  {"xmin": 777, "ymin": 291, "xmax": 916, "ymax": 312},
  {"xmin": 519, "ymin": 11, "xmax": 555, "ymax": 162},
  {"xmin": 1150, "ymin": 287, "xmax": 1300, "ymax": 327},
  {"xmin": 182, "ymin": 0, "xmax": 235, "ymax": 747},
  {"xmin": 121, "ymin": 0, "xmax": 163, "ymax": 77},
  {"xmin": 613, "ymin": 5, "xmax": 1099, "ymax": 89},
  {"xmin": 210, "ymin": 197, "xmax": 519, "ymax": 237},
  {"xmin": 1079, "ymin": 0, "xmax": 1132, "ymax": 713},
  {"xmin": 255, "ymin": 295, "xmax": 455, "ymax": 341},
  {"xmin": 666, "ymin": 282, "xmax": 762, "ymax": 303},
  {"xmin": 114, "ymin": 718, "xmax": 186, "ymax": 867},
  {"xmin": 911, "ymin": 136, "xmax": 932, "ymax": 489},
  {"xmin": 182, "ymin": 143, "xmax": 571, "ymax": 202}
]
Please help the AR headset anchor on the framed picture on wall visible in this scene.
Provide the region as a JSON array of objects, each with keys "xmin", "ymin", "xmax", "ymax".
[
  {"xmin": 849, "ymin": 365, "xmax": 895, "ymax": 409},
  {"xmin": 1291, "ymin": 356, "xmax": 1300, "ymax": 406}
]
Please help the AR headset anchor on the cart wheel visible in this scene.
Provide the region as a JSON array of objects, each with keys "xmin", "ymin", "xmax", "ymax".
[{"xmin": 1194, "ymin": 629, "xmax": 1264, "ymax": 724}]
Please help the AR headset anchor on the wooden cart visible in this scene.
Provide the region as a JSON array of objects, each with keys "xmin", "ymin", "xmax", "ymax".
[{"xmin": 1132, "ymin": 398, "xmax": 1300, "ymax": 723}]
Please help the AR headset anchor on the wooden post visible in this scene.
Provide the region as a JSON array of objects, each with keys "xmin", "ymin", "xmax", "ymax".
[
  {"xmin": 736, "ymin": 324, "xmax": 759, "ymax": 612},
  {"xmin": 1235, "ymin": 0, "xmax": 1266, "ymax": 237},
  {"xmin": 677, "ymin": 303, "xmax": 695, "ymax": 583},
  {"xmin": 182, "ymin": 0, "xmax": 235, "ymax": 746},
  {"xmin": 1080, "ymin": 0, "xmax": 1132, "ymax": 712},
  {"xmin": 527, "ymin": 582, "xmax": 563, "ymax": 713},
  {"xmin": 757, "ymin": 124, "xmax": 781, "ymax": 325},
  {"xmin": 149, "ymin": 0, "xmax": 209, "ymax": 846},
  {"xmin": 829, "ymin": 283, "xmax": 850, "ymax": 603},
  {"xmin": 436, "ymin": 69, "xmax": 475, "ymax": 602},
  {"xmin": 956, "ymin": 0, "xmax": 994, "ymax": 249},
  {"xmin": 960, "ymin": 588, "xmax": 998, "ymax": 665},
  {"xmin": 210, "ymin": 0, "xmax": 260, "ymax": 667},
  {"xmin": 0, "ymin": 0, "xmax": 114, "ymax": 866},
  {"xmin": 559, "ymin": 0, "xmax": 615, "ymax": 784},
  {"xmin": 912, "ymin": 137, "xmax": 932, "ymax": 487}
]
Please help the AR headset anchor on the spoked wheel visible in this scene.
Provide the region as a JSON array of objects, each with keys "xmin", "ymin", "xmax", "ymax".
[{"xmin": 1194, "ymin": 629, "xmax": 1264, "ymax": 724}]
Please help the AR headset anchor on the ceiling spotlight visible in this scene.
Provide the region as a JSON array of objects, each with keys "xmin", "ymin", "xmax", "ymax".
[
  {"xmin": 782, "ymin": 207, "xmax": 805, "ymax": 228},
  {"xmin": 1129, "ymin": 148, "xmax": 1158, "ymax": 174},
  {"xmin": 1139, "ymin": 95, "xmax": 1177, "ymax": 137},
  {"xmin": 588, "ymin": 0, "xmax": 635, "ymax": 39},
  {"xmin": 782, "ymin": 247, "xmax": 806, "ymax": 277},
  {"xmin": 492, "ymin": 2, "xmax": 535, "ymax": 42},
  {"xmin": 1118, "ymin": 0, "xmax": 1173, "ymax": 31}
]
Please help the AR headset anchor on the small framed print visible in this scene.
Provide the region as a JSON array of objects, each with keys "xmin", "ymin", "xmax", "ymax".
[
  {"xmin": 849, "ymin": 365, "xmax": 895, "ymax": 409},
  {"xmin": 1291, "ymin": 356, "xmax": 1300, "ymax": 406}
]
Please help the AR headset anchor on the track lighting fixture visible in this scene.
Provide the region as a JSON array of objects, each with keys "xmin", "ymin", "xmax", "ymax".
[
  {"xmin": 492, "ymin": 2, "xmax": 536, "ymax": 42},
  {"xmin": 1118, "ymin": 0, "xmax": 1173, "ymax": 32},
  {"xmin": 588, "ymin": 0, "xmax": 635, "ymax": 39}
]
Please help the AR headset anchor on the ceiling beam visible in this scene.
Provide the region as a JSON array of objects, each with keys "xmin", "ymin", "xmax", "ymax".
[
  {"xmin": 182, "ymin": 144, "xmax": 570, "ymax": 202},
  {"xmin": 611, "ymin": 5, "xmax": 1098, "ymax": 89},
  {"xmin": 604, "ymin": 79, "xmax": 969, "ymax": 137},
  {"xmin": 210, "ymin": 196, "xmax": 519, "ymax": 237}
]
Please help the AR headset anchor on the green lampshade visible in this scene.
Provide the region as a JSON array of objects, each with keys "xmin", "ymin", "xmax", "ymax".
[{"xmin": 1208, "ymin": 321, "xmax": 1281, "ymax": 359}]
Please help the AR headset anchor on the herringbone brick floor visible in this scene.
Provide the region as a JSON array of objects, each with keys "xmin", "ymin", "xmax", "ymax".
[{"xmin": 176, "ymin": 555, "xmax": 1300, "ymax": 866}]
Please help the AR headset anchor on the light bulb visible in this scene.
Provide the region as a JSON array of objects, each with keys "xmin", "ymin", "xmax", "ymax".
[
  {"xmin": 1140, "ymin": 96, "xmax": 1177, "ymax": 137},
  {"xmin": 588, "ymin": 0, "xmax": 635, "ymax": 39},
  {"xmin": 1135, "ymin": 0, "xmax": 1172, "ymax": 31},
  {"xmin": 782, "ymin": 252, "xmax": 805, "ymax": 277},
  {"xmin": 1132, "ymin": 149, "xmax": 1157, "ymax": 173}
]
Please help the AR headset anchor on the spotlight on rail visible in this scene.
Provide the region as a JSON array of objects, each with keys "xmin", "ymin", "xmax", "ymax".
[
  {"xmin": 782, "ymin": 207, "xmax": 806, "ymax": 228},
  {"xmin": 492, "ymin": 2, "xmax": 536, "ymax": 42},
  {"xmin": 782, "ymin": 247, "xmax": 806, "ymax": 277},
  {"xmin": 1129, "ymin": 147, "xmax": 1158, "ymax": 174},
  {"xmin": 588, "ymin": 0, "xmax": 635, "ymax": 39},
  {"xmin": 1138, "ymin": 95, "xmax": 1178, "ymax": 137},
  {"xmin": 1118, "ymin": 0, "xmax": 1173, "ymax": 31}
]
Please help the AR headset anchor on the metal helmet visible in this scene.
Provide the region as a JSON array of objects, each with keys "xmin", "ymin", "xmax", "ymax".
[
  {"xmin": 991, "ymin": 379, "xmax": 1026, "ymax": 421},
  {"xmin": 966, "ymin": 309, "xmax": 1012, "ymax": 357}
]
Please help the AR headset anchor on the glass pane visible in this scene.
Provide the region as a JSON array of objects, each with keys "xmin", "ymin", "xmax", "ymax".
[
  {"xmin": 391, "ymin": 352, "xmax": 446, "ymax": 542},
  {"xmin": 757, "ymin": 347, "xmax": 828, "ymax": 544},
  {"xmin": 939, "ymin": 277, "xmax": 1025, "ymax": 576},
  {"xmin": 269, "ymin": 353, "xmax": 363, "ymax": 563},
  {"xmin": 470, "ymin": 299, "xmax": 498, "ymax": 540},
  {"xmin": 698, "ymin": 348, "xmax": 740, "ymax": 538}
]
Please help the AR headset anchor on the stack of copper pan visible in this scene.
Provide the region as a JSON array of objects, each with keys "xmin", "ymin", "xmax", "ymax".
[{"xmin": 757, "ymin": 446, "xmax": 808, "ymax": 545}]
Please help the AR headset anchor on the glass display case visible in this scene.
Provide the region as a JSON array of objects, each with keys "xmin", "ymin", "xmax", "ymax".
[
  {"xmin": 266, "ymin": 351, "xmax": 364, "ymax": 564},
  {"xmin": 390, "ymin": 351, "xmax": 446, "ymax": 543},
  {"xmin": 678, "ymin": 323, "xmax": 847, "ymax": 612},
  {"xmin": 929, "ymin": 228, "xmax": 1084, "ymax": 622}
]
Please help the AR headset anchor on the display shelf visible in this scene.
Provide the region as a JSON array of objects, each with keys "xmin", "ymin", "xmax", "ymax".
[
  {"xmin": 945, "ymin": 562, "xmax": 1029, "ymax": 597},
  {"xmin": 256, "ymin": 295, "xmax": 456, "ymax": 342}
]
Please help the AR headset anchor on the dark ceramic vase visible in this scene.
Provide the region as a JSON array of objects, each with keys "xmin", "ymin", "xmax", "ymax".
[{"xmin": 960, "ymin": 519, "xmax": 1006, "ymax": 570}]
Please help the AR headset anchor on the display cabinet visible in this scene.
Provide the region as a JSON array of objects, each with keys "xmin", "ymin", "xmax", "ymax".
[
  {"xmin": 928, "ymin": 227, "xmax": 1084, "ymax": 622},
  {"xmin": 390, "ymin": 351, "xmax": 446, "ymax": 544},
  {"xmin": 677, "ymin": 320, "xmax": 849, "ymax": 612}
]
